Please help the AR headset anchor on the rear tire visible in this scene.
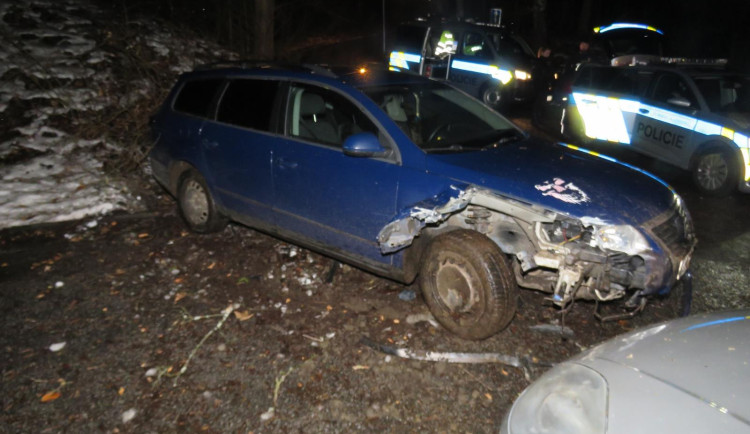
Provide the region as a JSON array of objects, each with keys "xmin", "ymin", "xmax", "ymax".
[
  {"xmin": 692, "ymin": 146, "xmax": 738, "ymax": 196},
  {"xmin": 177, "ymin": 170, "xmax": 227, "ymax": 233},
  {"xmin": 419, "ymin": 230, "xmax": 518, "ymax": 340}
]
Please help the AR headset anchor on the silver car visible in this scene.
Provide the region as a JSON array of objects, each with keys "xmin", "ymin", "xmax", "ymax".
[{"xmin": 502, "ymin": 310, "xmax": 750, "ymax": 433}]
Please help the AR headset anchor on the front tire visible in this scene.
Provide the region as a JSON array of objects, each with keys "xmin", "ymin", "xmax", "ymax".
[
  {"xmin": 692, "ymin": 146, "xmax": 738, "ymax": 196},
  {"xmin": 177, "ymin": 170, "xmax": 227, "ymax": 233},
  {"xmin": 481, "ymin": 83, "xmax": 503, "ymax": 110},
  {"xmin": 419, "ymin": 230, "xmax": 518, "ymax": 340}
]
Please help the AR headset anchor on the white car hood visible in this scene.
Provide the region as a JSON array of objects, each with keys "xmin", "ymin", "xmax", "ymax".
[{"xmin": 579, "ymin": 310, "xmax": 750, "ymax": 424}]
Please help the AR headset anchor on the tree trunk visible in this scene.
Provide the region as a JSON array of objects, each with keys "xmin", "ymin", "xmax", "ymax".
[
  {"xmin": 254, "ymin": 0, "xmax": 274, "ymax": 59},
  {"xmin": 532, "ymin": 0, "xmax": 547, "ymax": 48},
  {"xmin": 578, "ymin": 0, "xmax": 592, "ymax": 40}
]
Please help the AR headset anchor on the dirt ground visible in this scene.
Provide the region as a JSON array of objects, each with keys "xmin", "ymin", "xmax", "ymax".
[{"xmin": 6, "ymin": 166, "xmax": 741, "ymax": 433}]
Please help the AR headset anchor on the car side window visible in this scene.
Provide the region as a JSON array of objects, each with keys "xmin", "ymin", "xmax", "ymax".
[
  {"xmin": 286, "ymin": 83, "xmax": 379, "ymax": 148},
  {"xmin": 217, "ymin": 79, "xmax": 280, "ymax": 131},
  {"xmin": 173, "ymin": 79, "xmax": 223, "ymax": 118},
  {"xmin": 650, "ymin": 73, "xmax": 698, "ymax": 108},
  {"xmin": 463, "ymin": 32, "xmax": 489, "ymax": 58}
]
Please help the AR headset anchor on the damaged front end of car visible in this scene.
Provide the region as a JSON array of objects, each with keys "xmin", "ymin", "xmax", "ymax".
[{"xmin": 379, "ymin": 184, "xmax": 696, "ymax": 318}]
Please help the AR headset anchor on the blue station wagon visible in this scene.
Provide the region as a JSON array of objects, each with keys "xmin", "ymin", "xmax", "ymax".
[{"xmin": 149, "ymin": 63, "xmax": 696, "ymax": 340}]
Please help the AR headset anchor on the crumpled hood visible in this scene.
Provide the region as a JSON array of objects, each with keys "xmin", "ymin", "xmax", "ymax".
[
  {"xmin": 424, "ymin": 139, "xmax": 676, "ymax": 225},
  {"xmin": 579, "ymin": 310, "xmax": 750, "ymax": 424}
]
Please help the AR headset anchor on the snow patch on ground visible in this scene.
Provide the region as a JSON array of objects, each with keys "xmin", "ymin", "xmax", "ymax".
[{"xmin": 0, "ymin": 0, "xmax": 236, "ymax": 229}]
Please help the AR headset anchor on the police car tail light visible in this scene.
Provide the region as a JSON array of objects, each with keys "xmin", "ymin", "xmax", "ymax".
[{"xmin": 514, "ymin": 70, "xmax": 531, "ymax": 81}]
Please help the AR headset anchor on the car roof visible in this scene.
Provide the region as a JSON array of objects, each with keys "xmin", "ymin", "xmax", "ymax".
[
  {"xmin": 579, "ymin": 63, "xmax": 747, "ymax": 78},
  {"xmin": 399, "ymin": 20, "xmax": 512, "ymax": 35},
  {"xmin": 180, "ymin": 62, "xmax": 433, "ymax": 89}
]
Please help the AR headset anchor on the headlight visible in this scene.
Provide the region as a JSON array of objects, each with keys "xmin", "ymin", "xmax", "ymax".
[
  {"xmin": 492, "ymin": 69, "xmax": 513, "ymax": 85},
  {"xmin": 594, "ymin": 224, "xmax": 650, "ymax": 255},
  {"xmin": 514, "ymin": 70, "xmax": 531, "ymax": 80},
  {"xmin": 505, "ymin": 363, "xmax": 607, "ymax": 434}
]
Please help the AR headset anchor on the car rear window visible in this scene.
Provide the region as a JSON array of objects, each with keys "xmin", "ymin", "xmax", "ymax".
[
  {"xmin": 173, "ymin": 79, "xmax": 223, "ymax": 117},
  {"xmin": 217, "ymin": 79, "xmax": 280, "ymax": 131},
  {"xmin": 575, "ymin": 67, "xmax": 651, "ymax": 97}
]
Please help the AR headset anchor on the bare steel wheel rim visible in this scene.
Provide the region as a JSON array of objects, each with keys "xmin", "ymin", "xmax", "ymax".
[
  {"xmin": 183, "ymin": 179, "xmax": 210, "ymax": 225},
  {"xmin": 697, "ymin": 153, "xmax": 728, "ymax": 191},
  {"xmin": 435, "ymin": 257, "xmax": 479, "ymax": 315}
]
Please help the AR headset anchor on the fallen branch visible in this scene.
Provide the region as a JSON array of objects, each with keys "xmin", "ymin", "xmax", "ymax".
[
  {"xmin": 273, "ymin": 366, "xmax": 294, "ymax": 407},
  {"xmin": 172, "ymin": 303, "xmax": 238, "ymax": 386},
  {"xmin": 360, "ymin": 336, "xmax": 554, "ymax": 381}
]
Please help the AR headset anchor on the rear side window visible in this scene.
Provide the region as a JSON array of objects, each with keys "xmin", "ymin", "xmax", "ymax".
[
  {"xmin": 217, "ymin": 79, "xmax": 280, "ymax": 131},
  {"xmin": 173, "ymin": 79, "xmax": 223, "ymax": 117},
  {"xmin": 575, "ymin": 67, "xmax": 651, "ymax": 97}
]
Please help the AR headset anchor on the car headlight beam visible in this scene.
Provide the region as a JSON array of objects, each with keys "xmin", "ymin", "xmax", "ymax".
[{"xmin": 507, "ymin": 363, "xmax": 608, "ymax": 434}]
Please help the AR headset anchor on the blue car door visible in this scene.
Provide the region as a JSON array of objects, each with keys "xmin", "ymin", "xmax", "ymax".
[
  {"xmin": 272, "ymin": 83, "xmax": 400, "ymax": 265},
  {"xmin": 199, "ymin": 78, "xmax": 282, "ymax": 223}
]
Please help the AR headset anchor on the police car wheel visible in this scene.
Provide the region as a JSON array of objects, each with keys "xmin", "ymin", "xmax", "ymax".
[
  {"xmin": 177, "ymin": 170, "xmax": 228, "ymax": 233},
  {"xmin": 481, "ymin": 85, "xmax": 503, "ymax": 108},
  {"xmin": 692, "ymin": 146, "xmax": 737, "ymax": 196},
  {"xmin": 419, "ymin": 230, "xmax": 518, "ymax": 340}
]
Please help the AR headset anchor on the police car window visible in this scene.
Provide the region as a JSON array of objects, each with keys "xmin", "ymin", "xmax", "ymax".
[
  {"xmin": 693, "ymin": 76, "xmax": 750, "ymax": 113},
  {"xmin": 488, "ymin": 34, "xmax": 525, "ymax": 58},
  {"xmin": 575, "ymin": 67, "xmax": 620, "ymax": 91},
  {"xmin": 651, "ymin": 73, "xmax": 697, "ymax": 107},
  {"xmin": 286, "ymin": 83, "xmax": 378, "ymax": 148},
  {"xmin": 217, "ymin": 79, "xmax": 279, "ymax": 131},
  {"xmin": 463, "ymin": 32, "xmax": 489, "ymax": 58},
  {"xmin": 173, "ymin": 79, "xmax": 223, "ymax": 118},
  {"xmin": 607, "ymin": 70, "xmax": 637, "ymax": 95}
]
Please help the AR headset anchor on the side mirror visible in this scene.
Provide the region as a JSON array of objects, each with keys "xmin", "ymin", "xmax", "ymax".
[
  {"xmin": 667, "ymin": 96, "xmax": 691, "ymax": 108},
  {"xmin": 342, "ymin": 132, "xmax": 387, "ymax": 157}
]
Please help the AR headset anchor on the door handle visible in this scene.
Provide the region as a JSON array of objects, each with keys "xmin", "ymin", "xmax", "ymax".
[
  {"xmin": 639, "ymin": 108, "xmax": 650, "ymax": 114},
  {"xmin": 277, "ymin": 158, "xmax": 298, "ymax": 169},
  {"xmin": 201, "ymin": 139, "xmax": 219, "ymax": 149}
]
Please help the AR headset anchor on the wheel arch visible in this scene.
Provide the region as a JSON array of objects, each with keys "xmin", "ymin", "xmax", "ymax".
[
  {"xmin": 168, "ymin": 160, "xmax": 200, "ymax": 196},
  {"xmin": 401, "ymin": 207, "xmax": 537, "ymax": 283},
  {"xmin": 689, "ymin": 137, "xmax": 743, "ymax": 173}
]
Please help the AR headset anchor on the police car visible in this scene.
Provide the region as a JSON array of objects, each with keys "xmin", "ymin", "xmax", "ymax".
[
  {"xmin": 552, "ymin": 62, "xmax": 750, "ymax": 196},
  {"xmin": 388, "ymin": 20, "xmax": 536, "ymax": 109}
]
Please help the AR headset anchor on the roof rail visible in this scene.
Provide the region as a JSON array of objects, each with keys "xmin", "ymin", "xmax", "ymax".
[
  {"xmin": 194, "ymin": 60, "xmax": 338, "ymax": 77},
  {"xmin": 611, "ymin": 54, "xmax": 729, "ymax": 68}
]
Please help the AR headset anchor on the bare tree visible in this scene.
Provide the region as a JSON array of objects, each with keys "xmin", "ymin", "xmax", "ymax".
[{"xmin": 255, "ymin": 0, "xmax": 274, "ymax": 59}]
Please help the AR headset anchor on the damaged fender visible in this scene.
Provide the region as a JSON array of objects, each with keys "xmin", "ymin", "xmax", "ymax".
[{"xmin": 377, "ymin": 184, "xmax": 554, "ymax": 254}]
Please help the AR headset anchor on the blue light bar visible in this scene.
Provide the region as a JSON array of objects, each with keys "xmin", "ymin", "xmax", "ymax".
[{"xmin": 594, "ymin": 23, "xmax": 664, "ymax": 35}]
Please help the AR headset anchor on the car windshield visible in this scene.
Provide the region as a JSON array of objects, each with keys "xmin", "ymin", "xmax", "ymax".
[
  {"xmin": 693, "ymin": 74, "xmax": 750, "ymax": 127},
  {"xmin": 362, "ymin": 81, "xmax": 521, "ymax": 152}
]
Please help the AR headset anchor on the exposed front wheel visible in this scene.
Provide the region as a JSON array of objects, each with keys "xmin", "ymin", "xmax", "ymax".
[
  {"xmin": 419, "ymin": 230, "xmax": 518, "ymax": 340},
  {"xmin": 177, "ymin": 170, "xmax": 227, "ymax": 233},
  {"xmin": 692, "ymin": 147, "xmax": 738, "ymax": 196}
]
